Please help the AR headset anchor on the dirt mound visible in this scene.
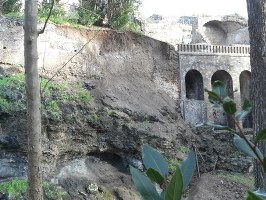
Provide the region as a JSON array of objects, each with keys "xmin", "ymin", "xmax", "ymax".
[{"xmin": 186, "ymin": 173, "xmax": 253, "ymax": 200}]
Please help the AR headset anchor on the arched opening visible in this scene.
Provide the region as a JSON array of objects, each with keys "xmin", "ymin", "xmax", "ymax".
[
  {"xmin": 211, "ymin": 70, "xmax": 234, "ymax": 128},
  {"xmin": 185, "ymin": 70, "xmax": 204, "ymax": 100},
  {"xmin": 240, "ymin": 70, "xmax": 253, "ymax": 128}
]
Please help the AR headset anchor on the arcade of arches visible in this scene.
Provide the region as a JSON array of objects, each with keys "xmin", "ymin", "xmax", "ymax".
[{"xmin": 184, "ymin": 69, "xmax": 252, "ymax": 129}]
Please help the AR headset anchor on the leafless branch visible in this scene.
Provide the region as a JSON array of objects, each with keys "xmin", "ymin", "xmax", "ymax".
[
  {"xmin": 38, "ymin": 0, "xmax": 55, "ymax": 35},
  {"xmin": 40, "ymin": 38, "xmax": 48, "ymax": 96},
  {"xmin": 41, "ymin": 31, "xmax": 100, "ymax": 96}
]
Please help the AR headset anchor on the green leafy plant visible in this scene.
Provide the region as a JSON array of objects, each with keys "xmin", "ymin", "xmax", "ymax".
[
  {"xmin": 130, "ymin": 144, "xmax": 196, "ymax": 200},
  {"xmin": 0, "ymin": 74, "xmax": 92, "ymax": 120},
  {"xmin": 1, "ymin": 0, "xmax": 21, "ymax": 15},
  {"xmin": 38, "ymin": 2, "xmax": 75, "ymax": 25},
  {"xmin": 0, "ymin": 179, "xmax": 66, "ymax": 200},
  {"xmin": 217, "ymin": 171, "xmax": 254, "ymax": 189},
  {"xmin": 77, "ymin": 6, "xmax": 101, "ymax": 26},
  {"xmin": 204, "ymin": 80, "xmax": 266, "ymax": 200}
]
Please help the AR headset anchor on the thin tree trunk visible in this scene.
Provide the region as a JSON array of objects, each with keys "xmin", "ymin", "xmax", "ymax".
[
  {"xmin": 246, "ymin": 0, "xmax": 266, "ymax": 190},
  {"xmin": 24, "ymin": 0, "xmax": 43, "ymax": 199}
]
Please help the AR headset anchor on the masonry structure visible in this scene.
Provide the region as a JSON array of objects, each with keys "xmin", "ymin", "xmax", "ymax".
[
  {"xmin": 176, "ymin": 16, "xmax": 252, "ymax": 129},
  {"xmin": 178, "ymin": 44, "xmax": 251, "ymax": 128}
]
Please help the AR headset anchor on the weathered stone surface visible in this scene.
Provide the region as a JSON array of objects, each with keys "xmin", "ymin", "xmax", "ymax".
[
  {"xmin": 0, "ymin": 154, "xmax": 27, "ymax": 179},
  {"xmin": 143, "ymin": 14, "xmax": 249, "ymax": 47}
]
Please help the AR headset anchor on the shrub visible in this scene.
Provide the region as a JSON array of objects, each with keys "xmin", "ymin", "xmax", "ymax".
[
  {"xmin": 38, "ymin": 2, "xmax": 75, "ymax": 25},
  {"xmin": 1, "ymin": 0, "xmax": 21, "ymax": 14},
  {"xmin": 0, "ymin": 74, "xmax": 92, "ymax": 120},
  {"xmin": 77, "ymin": 6, "xmax": 100, "ymax": 26},
  {"xmin": 0, "ymin": 179, "xmax": 67, "ymax": 200}
]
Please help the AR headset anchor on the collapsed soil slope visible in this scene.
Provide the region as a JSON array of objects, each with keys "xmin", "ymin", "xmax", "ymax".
[{"xmin": 0, "ymin": 16, "xmax": 193, "ymax": 199}]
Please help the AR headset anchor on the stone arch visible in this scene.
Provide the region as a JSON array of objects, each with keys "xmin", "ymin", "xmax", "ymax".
[
  {"xmin": 211, "ymin": 70, "xmax": 234, "ymax": 127},
  {"xmin": 211, "ymin": 70, "xmax": 233, "ymax": 97},
  {"xmin": 240, "ymin": 70, "xmax": 253, "ymax": 128},
  {"xmin": 185, "ymin": 69, "xmax": 204, "ymax": 100}
]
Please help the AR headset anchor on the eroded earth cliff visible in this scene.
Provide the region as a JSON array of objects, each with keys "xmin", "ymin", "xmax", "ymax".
[{"xmin": 0, "ymin": 16, "xmax": 193, "ymax": 199}]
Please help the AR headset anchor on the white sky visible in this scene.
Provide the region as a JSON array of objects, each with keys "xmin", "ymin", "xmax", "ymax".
[{"xmin": 139, "ymin": 0, "xmax": 247, "ymax": 17}]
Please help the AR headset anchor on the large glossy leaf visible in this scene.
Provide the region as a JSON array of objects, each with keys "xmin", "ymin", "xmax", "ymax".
[
  {"xmin": 243, "ymin": 99, "xmax": 252, "ymax": 111},
  {"xmin": 263, "ymin": 158, "xmax": 266, "ymax": 173},
  {"xmin": 247, "ymin": 191, "xmax": 265, "ymax": 200},
  {"xmin": 146, "ymin": 168, "xmax": 165, "ymax": 185},
  {"xmin": 212, "ymin": 80, "xmax": 225, "ymax": 97},
  {"xmin": 233, "ymin": 135, "xmax": 263, "ymax": 160},
  {"xmin": 180, "ymin": 151, "xmax": 196, "ymax": 190},
  {"xmin": 236, "ymin": 110, "xmax": 251, "ymax": 121},
  {"xmin": 223, "ymin": 97, "xmax": 237, "ymax": 114},
  {"xmin": 130, "ymin": 166, "xmax": 162, "ymax": 200},
  {"xmin": 254, "ymin": 129, "xmax": 266, "ymax": 145},
  {"xmin": 206, "ymin": 122, "xmax": 237, "ymax": 133},
  {"xmin": 165, "ymin": 166, "xmax": 183, "ymax": 200},
  {"xmin": 161, "ymin": 190, "xmax": 165, "ymax": 199},
  {"xmin": 254, "ymin": 190, "xmax": 266, "ymax": 199},
  {"xmin": 142, "ymin": 144, "xmax": 169, "ymax": 177},
  {"xmin": 205, "ymin": 89, "xmax": 221, "ymax": 105}
]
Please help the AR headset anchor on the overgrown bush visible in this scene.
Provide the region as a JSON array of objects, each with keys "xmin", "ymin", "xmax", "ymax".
[
  {"xmin": 0, "ymin": 74, "xmax": 92, "ymax": 121},
  {"xmin": 0, "ymin": 179, "xmax": 67, "ymax": 200},
  {"xmin": 77, "ymin": 5, "xmax": 101, "ymax": 26},
  {"xmin": 1, "ymin": 0, "xmax": 21, "ymax": 15},
  {"xmin": 38, "ymin": 2, "xmax": 67, "ymax": 24}
]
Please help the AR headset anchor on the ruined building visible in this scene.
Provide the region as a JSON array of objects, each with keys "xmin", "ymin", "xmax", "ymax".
[{"xmin": 176, "ymin": 15, "xmax": 252, "ymax": 129}]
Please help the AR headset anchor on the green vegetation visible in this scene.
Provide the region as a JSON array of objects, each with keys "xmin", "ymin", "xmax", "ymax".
[
  {"xmin": 0, "ymin": 74, "xmax": 26, "ymax": 113},
  {"xmin": 92, "ymin": 189, "xmax": 114, "ymax": 200},
  {"xmin": 0, "ymin": 74, "xmax": 92, "ymax": 120},
  {"xmin": 203, "ymin": 80, "xmax": 266, "ymax": 199},
  {"xmin": 176, "ymin": 145, "xmax": 190, "ymax": 154},
  {"xmin": 217, "ymin": 171, "xmax": 254, "ymax": 190},
  {"xmin": 1, "ymin": 0, "xmax": 142, "ymax": 32},
  {"xmin": 38, "ymin": 2, "xmax": 78, "ymax": 25},
  {"xmin": 0, "ymin": 0, "xmax": 21, "ymax": 15},
  {"xmin": 166, "ymin": 157, "xmax": 182, "ymax": 174},
  {"xmin": 130, "ymin": 144, "xmax": 196, "ymax": 200},
  {"xmin": 0, "ymin": 179, "xmax": 66, "ymax": 200},
  {"xmin": 77, "ymin": 3, "xmax": 101, "ymax": 26},
  {"xmin": 87, "ymin": 112, "xmax": 99, "ymax": 122}
]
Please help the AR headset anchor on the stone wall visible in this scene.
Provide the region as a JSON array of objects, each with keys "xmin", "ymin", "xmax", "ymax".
[{"xmin": 178, "ymin": 44, "xmax": 251, "ymax": 127}]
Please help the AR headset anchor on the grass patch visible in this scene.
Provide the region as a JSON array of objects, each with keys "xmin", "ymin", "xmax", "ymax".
[
  {"xmin": 0, "ymin": 74, "xmax": 92, "ymax": 120},
  {"xmin": 217, "ymin": 171, "xmax": 254, "ymax": 189},
  {"xmin": 92, "ymin": 189, "xmax": 114, "ymax": 200},
  {"xmin": 4, "ymin": 12, "xmax": 23, "ymax": 18},
  {"xmin": 176, "ymin": 145, "xmax": 190, "ymax": 154},
  {"xmin": 0, "ymin": 179, "xmax": 67, "ymax": 200},
  {"xmin": 87, "ymin": 112, "xmax": 99, "ymax": 122},
  {"xmin": 166, "ymin": 157, "xmax": 181, "ymax": 174}
]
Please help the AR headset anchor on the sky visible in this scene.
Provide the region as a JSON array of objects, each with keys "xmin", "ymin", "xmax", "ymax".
[{"xmin": 139, "ymin": 0, "xmax": 248, "ymax": 18}]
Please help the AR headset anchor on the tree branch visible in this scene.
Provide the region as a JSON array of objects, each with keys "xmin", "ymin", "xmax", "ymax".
[
  {"xmin": 38, "ymin": 0, "xmax": 55, "ymax": 35},
  {"xmin": 41, "ymin": 32, "xmax": 100, "ymax": 97},
  {"xmin": 232, "ymin": 115, "xmax": 264, "ymax": 165}
]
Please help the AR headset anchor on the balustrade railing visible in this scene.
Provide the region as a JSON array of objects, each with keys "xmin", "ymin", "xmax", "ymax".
[{"xmin": 177, "ymin": 44, "xmax": 250, "ymax": 54}]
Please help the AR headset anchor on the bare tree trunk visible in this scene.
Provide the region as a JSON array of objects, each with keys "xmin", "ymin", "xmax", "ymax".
[
  {"xmin": 24, "ymin": 0, "xmax": 43, "ymax": 199},
  {"xmin": 246, "ymin": 0, "xmax": 266, "ymax": 190}
]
